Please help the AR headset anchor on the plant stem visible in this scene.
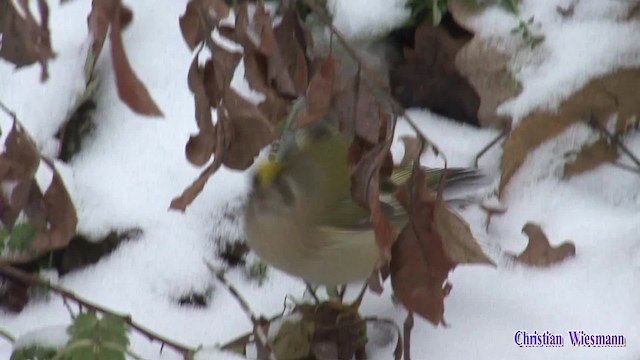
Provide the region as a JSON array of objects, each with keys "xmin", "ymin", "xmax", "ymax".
[{"xmin": 0, "ymin": 263, "xmax": 197, "ymax": 359}]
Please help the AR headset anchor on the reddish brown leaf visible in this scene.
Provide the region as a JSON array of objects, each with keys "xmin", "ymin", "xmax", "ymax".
[
  {"xmin": 203, "ymin": 42, "xmax": 242, "ymax": 107},
  {"xmin": 243, "ymin": 51, "xmax": 290, "ymax": 124},
  {"xmin": 0, "ymin": 0, "xmax": 55, "ymax": 81},
  {"xmin": 12, "ymin": 160, "xmax": 78, "ymax": 262},
  {"xmin": 511, "ymin": 223, "xmax": 576, "ymax": 267},
  {"xmin": 296, "ymin": 55, "xmax": 335, "ymax": 128},
  {"xmin": 185, "ymin": 56, "xmax": 216, "ymax": 166},
  {"xmin": 390, "ymin": 168, "xmax": 456, "ymax": 325},
  {"xmin": 0, "ymin": 122, "xmax": 40, "ymax": 230},
  {"xmin": 327, "ymin": 75, "xmax": 389, "ymax": 144},
  {"xmin": 220, "ymin": 89, "xmax": 275, "ymax": 169},
  {"xmin": 179, "ymin": 0, "xmax": 229, "ymax": 50},
  {"xmin": 87, "ymin": 0, "xmax": 118, "ymax": 70},
  {"xmin": 350, "ymin": 137, "xmax": 395, "ymax": 259},
  {"xmin": 109, "ymin": 2, "xmax": 163, "ymax": 117},
  {"xmin": 179, "ymin": 0, "xmax": 203, "ymax": 50},
  {"xmin": 170, "ymin": 116, "xmax": 225, "ymax": 212},
  {"xmin": 273, "ymin": 7, "xmax": 310, "ymax": 96}
]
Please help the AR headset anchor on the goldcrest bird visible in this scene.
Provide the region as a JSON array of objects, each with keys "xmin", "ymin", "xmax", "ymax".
[{"xmin": 244, "ymin": 123, "xmax": 480, "ymax": 286}]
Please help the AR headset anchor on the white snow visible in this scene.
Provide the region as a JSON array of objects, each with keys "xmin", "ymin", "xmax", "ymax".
[
  {"xmin": 35, "ymin": 160, "xmax": 54, "ymax": 194},
  {"xmin": 327, "ymin": 0, "xmax": 410, "ymax": 41},
  {"xmin": 1, "ymin": 0, "xmax": 640, "ymax": 360}
]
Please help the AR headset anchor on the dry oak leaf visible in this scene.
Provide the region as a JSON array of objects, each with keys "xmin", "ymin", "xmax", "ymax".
[
  {"xmin": 455, "ymin": 37, "xmax": 514, "ymax": 129},
  {"xmin": 563, "ymin": 137, "xmax": 618, "ymax": 178},
  {"xmin": 500, "ymin": 68, "xmax": 640, "ymax": 197},
  {"xmin": 449, "ymin": 0, "xmax": 514, "ymax": 128},
  {"xmin": 511, "ymin": 223, "xmax": 576, "ymax": 267}
]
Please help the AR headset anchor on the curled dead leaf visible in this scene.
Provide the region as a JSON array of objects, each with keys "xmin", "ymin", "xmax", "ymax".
[
  {"xmin": 110, "ymin": 2, "xmax": 163, "ymax": 117},
  {"xmin": 511, "ymin": 223, "xmax": 576, "ymax": 267}
]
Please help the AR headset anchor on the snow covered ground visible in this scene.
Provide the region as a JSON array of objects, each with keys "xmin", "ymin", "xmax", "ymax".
[{"xmin": 1, "ymin": 0, "xmax": 640, "ymax": 359}]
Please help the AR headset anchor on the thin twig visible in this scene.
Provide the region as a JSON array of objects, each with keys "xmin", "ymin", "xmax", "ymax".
[
  {"xmin": 474, "ymin": 129, "xmax": 507, "ymax": 167},
  {"xmin": 612, "ymin": 161, "xmax": 640, "ymax": 175},
  {"xmin": 0, "ymin": 100, "xmax": 17, "ymax": 121},
  {"xmin": 588, "ymin": 116, "xmax": 640, "ymax": 170},
  {"xmin": 204, "ymin": 260, "xmax": 278, "ymax": 360},
  {"xmin": 0, "ymin": 264, "xmax": 197, "ymax": 359},
  {"xmin": 403, "ymin": 312, "xmax": 414, "ymax": 360},
  {"xmin": 62, "ymin": 298, "xmax": 77, "ymax": 320}
]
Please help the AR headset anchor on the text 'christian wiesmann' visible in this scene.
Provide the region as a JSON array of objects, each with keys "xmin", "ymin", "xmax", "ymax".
[{"xmin": 514, "ymin": 330, "xmax": 626, "ymax": 347}]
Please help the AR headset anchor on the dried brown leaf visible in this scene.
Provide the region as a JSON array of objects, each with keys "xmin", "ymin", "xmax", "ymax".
[
  {"xmin": 435, "ymin": 196, "xmax": 494, "ymax": 265},
  {"xmin": 399, "ymin": 135, "xmax": 422, "ymax": 166},
  {"xmin": 350, "ymin": 136, "xmax": 396, "ymax": 258},
  {"xmin": 185, "ymin": 56, "xmax": 215, "ymax": 166},
  {"xmin": 296, "ymin": 55, "xmax": 335, "ymax": 128},
  {"xmin": 390, "ymin": 20, "xmax": 479, "ymax": 125},
  {"xmin": 179, "ymin": 0, "xmax": 229, "ymax": 50},
  {"xmin": 511, "ymin": 223, "xmax": 576, "ymax": 267},
  {"xmin": 455, "ymin": 37, "xmax": 513, "ymax": 128},
  {"xmin": 273, "ymin": 7, "xmax": 310, "ymax": 96},
  {"xmin": 0, "ymin": 0, "xmax": 54, "ymax": 80},
  {"xmin": 0, "ymin": 122, "xmax": 40, "ymax": 229},
  {"xmin": 179, "ymin": 0, "xmax": 203, "ymax": 50},
  {"xmin": 220, "ymin": 89, "xmax": 275, "ymax": 170},
  {"xmin": 110, "ymin": 2, "xmax": 163, "ymax": 117},
  {"xmin": 327, "ymin": 75, "xmax": 389, "ymax": 144},
  {"xmin": 203, "ymin": 42, "xmax": 242, "ymax": 106},
  {"xmin": 391, "ymin": 169, "xmax": 455, "ymax": 325},
  {"xmin": 16, "ymin": 161, "xmax": 78, "ymax": 262},
  {"xmin": 563, "ymin": 137, "xmax": 618, "ymax": 178},
  {"xmin": 499, "ymin": 68, "xmax": 640, "ymax": 197}
]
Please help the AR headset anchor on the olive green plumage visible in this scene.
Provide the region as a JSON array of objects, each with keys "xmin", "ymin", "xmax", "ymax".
[{"xmin": 244, "ymin": 123, "xmax": 480, "ymax": 285}]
